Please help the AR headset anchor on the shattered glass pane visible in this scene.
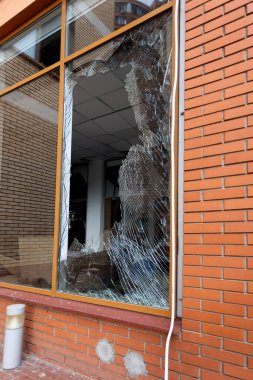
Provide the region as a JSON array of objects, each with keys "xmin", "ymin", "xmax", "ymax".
[{"xmin": 58, "ymin": 12, "xmax": 172, "ymax": 309}]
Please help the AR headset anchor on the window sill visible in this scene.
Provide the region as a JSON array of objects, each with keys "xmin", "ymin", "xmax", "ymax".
[{"xmin": 0, "ymin": 287, "xmax": 181, "ymax": 334}]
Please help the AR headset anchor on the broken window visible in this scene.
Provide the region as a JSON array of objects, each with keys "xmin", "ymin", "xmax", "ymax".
[{"xmin": 58, "ymin": 12, "xmax": 172, "ymax": 309}]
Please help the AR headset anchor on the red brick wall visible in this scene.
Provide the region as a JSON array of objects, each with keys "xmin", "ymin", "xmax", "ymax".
[
  {"xmin": 182, "ymin": 0, "xmax": 253, "ymax": 378},
  {"xmin": 0, "ymin": 298, "xmax": 170, "ymax": 380}
]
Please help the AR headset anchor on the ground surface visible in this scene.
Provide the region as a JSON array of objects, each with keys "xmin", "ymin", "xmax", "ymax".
[{"xmin": 0, "ymin": 352, "xmax": 90, "ymax": 379}]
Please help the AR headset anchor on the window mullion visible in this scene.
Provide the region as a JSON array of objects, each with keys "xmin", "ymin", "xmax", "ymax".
[{"xmin": 51, "ymin": 0, "xmax": 67, "ymax": 295}]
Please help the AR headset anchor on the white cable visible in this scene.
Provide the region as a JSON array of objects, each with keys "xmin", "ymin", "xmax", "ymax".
[{"xmin": 164, "ymin": 0, "xmax": 179, "ymax": 378}]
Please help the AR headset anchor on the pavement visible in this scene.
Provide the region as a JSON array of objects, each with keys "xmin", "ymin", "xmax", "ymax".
[{"xmin": 0, "ymin": 352, "xmax": 91, "ymax": 380}]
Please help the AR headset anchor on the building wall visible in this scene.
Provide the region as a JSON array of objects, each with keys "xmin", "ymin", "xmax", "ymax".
[
  {"xmin": 182, "ymin": 0, "xmax": 253, "ymax": 378},
  {"xmin": 0, "ymin": 0, "xmax": 252, "ymax": 379},
  {"xmin": 0, "ymin": 297, "xmax": 171, "ymax": 380}
]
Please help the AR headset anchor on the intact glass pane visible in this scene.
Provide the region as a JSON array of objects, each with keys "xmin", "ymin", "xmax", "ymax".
[
  {"xmin": 58, "ymin": 12, "xmax": 172, "ymax": 309},
  {"xmin": 66, "ymin": 0, "xmax": 169, "ymax": 55},
  {"xmin": 0, "ymin": 70, "xmax": 59, "ymax": 289},
  {"xmin": 0, "ymin": 7, "xmax": 61, "ymax": 90}
]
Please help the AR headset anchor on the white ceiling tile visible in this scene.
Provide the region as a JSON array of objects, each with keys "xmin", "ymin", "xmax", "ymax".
[
  {"xmin": 71, "ymin": 150, "xmax": 88, "ymax": 161},
  {"xmin": 74, "ymin": 137, "xmax": 103, "ymax": 149},
  {"xmin": 77, "ymin": 72, "xmax": 123, "ymax": 97},
  {"xmin": 95, "ymin": 146, "xmax": 115, "ymax": 155},
  {"xmin": 118, "ymin": 107, "xmax": 137, "ymax": 127},
  {"xmin": 74, "ymin": 98, "xmax": 112, "ymax": 119},
  {"xmin": 105, "ymin": 152, "xmax": 125, "ymax": 158},
  {"xmin": 128, "ymin": 136, "xmax": 141, "ymax": 145},
  {"xmin": 113, "ymin": 128, "xmax": 139, "ymax": 139},
  {"xmin": 100, "ymin": 87, "xmax": 130, "ymax": 111},
  {"xmin": 95, "ymin": 113, "xmax": 131, "ymax": 133},
  {"xmin": 72, "ymin": 110, "xmax": 87, "ymax": 125},
  {"xmin": 95, "ymin": 134, "xmax": 119, "ymax": 144},
  {"xmin": 73, "ymin": 85, "xmax": 92, "ymax": 105},
  {"xmin": 109, "ymin": 140, "xmax": 131, "ymax": 151},
  {"xmin": 71, "ymin": 144, "xmax": 83, "ymax": 152},
  {"xmin": 73, "ymin": 121, "xmax": 104, "ymax": 137},
  {"xmin": 77, "ymin": 149, "xmax": 95, "ymax": 158},
  {"xmin": 72, "ymin": 130, "xmax": 83, "ymax": 141}
]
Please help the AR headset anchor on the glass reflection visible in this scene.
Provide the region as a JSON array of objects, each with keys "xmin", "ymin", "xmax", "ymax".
[
  {"xmin": 0, "ymin": 7, "xmax": 61, "ymax": 90},
  {"xmin": 66, "ymin": 0, "xmax": 168, "ymax": 54},
  {"xmin": 0, "ymin": 70, "xmax": 59, "ymax": 288}
]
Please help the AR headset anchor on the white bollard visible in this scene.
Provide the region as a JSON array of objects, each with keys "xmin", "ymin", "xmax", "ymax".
[{"xmin": 2, "ymin": 304, "xmax": 26, "ymax": 370}]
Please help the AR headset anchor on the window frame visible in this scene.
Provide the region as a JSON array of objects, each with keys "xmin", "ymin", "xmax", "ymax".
[{"xmin": 0, "ymin": 0, "xmax": 177, "ymax": 317}]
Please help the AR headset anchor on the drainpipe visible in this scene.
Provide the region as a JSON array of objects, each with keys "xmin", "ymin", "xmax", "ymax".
[
  {"xmin": 164, "ymin": 0, "xmax": 181, "ymax": 378},
  {"xmin": 177, "ymin": 0, "xmax": 186, "ymax": 320}
]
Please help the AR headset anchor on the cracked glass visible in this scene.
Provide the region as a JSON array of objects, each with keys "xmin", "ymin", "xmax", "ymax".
[{"xmin": 58, "ymin": 12, "xmax": 172, "ymax": 309}]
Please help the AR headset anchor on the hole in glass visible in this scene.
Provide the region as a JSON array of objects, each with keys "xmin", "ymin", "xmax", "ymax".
[{"xmin": 59, "ymin": 13, "xmax": 172, "ymax": 309}]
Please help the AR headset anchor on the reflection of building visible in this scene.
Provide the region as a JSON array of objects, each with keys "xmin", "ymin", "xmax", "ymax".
[
  {"xmin": 0, "ymin": 73, "xmax": 59, "ymax": 288},
  {"xmin": 67, "ymin": 0, "xmax": 167, "ymax": 54},
  {"xmin": 114, "ymin": 0, "xmax": 149, "ymax": 28},
  {"xmin": 114, "ymin": 0, "xmax": 166, "ymax": 29},
  {"xmin": 0, "ymin": 8, "xmax": 60, "ymax": 287}
]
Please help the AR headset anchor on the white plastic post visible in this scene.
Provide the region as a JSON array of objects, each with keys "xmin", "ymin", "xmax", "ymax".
[{"xmin": 2, "ymin": 304, "xmax": 26, "ymax": 370}]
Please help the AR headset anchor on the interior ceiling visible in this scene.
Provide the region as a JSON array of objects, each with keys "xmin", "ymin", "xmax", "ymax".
[{"xmin": 71, "ymin": 65, "xmax": 140, "ymax": 164}]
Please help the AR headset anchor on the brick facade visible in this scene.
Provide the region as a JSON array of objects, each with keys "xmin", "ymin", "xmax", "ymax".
[
  {"xmin": 0, "ymin": 297, "xmax": 169, "ymax": 380},
  {"xmin": 181, "ymin": 0, "xmax": 253, "ymax": 378},
  {"xmin": 0, "ymin": 0, "xmax": 252, "ymax": 379}
]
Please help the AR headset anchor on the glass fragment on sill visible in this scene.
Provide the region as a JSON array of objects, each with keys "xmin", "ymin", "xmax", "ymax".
[{"xmin": 58, "ymin": 12, "xmax": 172, "ymax": 309}]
